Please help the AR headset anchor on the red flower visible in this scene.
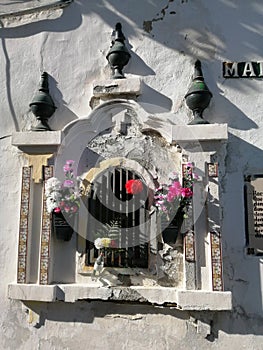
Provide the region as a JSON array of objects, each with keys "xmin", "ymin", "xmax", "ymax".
[
  {"xmin": 181, "ymin": 187, "xmax": 193, "ymax": 198},
  {"xmin": 125, "ymin": 179, "xmax": 143, "ymax": 194}
]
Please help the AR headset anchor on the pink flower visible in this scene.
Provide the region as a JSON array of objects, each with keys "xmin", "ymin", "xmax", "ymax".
[
  {"xmin": 167, "ymin": 181, "xmax": 182, "ymax": 201},
  {"xmin": 71, "ymin": 206, "xmax": 78, "ymax": 213},
  {"xmin": 181, "ymin": 187, "xmax": 193, "ymax": 198},
  {"xmin": 161, "ymin": 205, "xmax": 168, "ymax": 212},
  {"xmin": 167, "ymin": 192, "xmax": 175, "ymax": 202},
  {"xmin": 64, "ymin": 205, "xmax": 71, "ymax": 213},
  {"xmin": 63, "ymin": 180, "xmax": 74, "ymax": 187},
  {"xmin": 66, "ymin": 160, "xmax": 74, "ymax": 165},
  {"xmin": 171, "ymin": 181, "xmax": 182, "ymax": 193},
  {"xmin": 155, "ymin": 193, "xmax": 166, "ymax": 201},
  {"xmin": 63, "ymin": 165, "xmax": 73, "ymax": 173}
]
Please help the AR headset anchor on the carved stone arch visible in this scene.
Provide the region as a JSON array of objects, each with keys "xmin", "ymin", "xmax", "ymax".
[
  {"xmin": 62, "ymin": 99, "xmax": 149, "ymax": 136},
  {"xmin": 82, "ymin": 157, "xmax": 156, "ymax": 193},
  {"xmin": 55, "ymin": 101, "xmax": 145, "ymax": 174},
  {"xmin": 55, "ymin": 99, "xmax": 175, "ymax": 184}
]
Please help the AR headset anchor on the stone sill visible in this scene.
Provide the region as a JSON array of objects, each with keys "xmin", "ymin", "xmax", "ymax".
[
  {"xmin": 12, "ymin": 131, "xmax": 62, "ymax": 154},
  {"xmin": 8, "ymin": 284, "xmax": 232, "ymax": 311}
]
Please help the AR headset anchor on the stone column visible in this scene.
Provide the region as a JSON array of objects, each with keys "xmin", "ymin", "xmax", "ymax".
[
  {"xmin": 12, "ymin": 131, "xmax": 62, "ymax": 285},
  {"xmin": 172, "ymin": 124, "xmax": 227, "ymax": 291}
]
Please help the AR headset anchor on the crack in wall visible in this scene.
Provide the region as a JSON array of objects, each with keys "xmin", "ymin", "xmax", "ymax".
[
  {"xmin": 40, "ymin": 32, "xmax": 48, "ymax": 72},
  {"xmin": 105, "ymin": 314, "xmax": 144, "ymax": 320}
]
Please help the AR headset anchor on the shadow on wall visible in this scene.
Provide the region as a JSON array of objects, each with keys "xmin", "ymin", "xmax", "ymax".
[
  {"xmin": 0, "ymin": 3, "xmax": 81, "ymax": 132},
  {"xmin": 77, "ymin": 0, "xmax": 262, "ymax": 67},
  {"xmin": 0, "ymin": 0, "xmax": 262, "ymax": 130},
  {"xmin": 205, "ymin": 81, "xmax": 259, "ymax": 130},
  {"xmin": 138, "ymin": 81, "xmax": 173, "ymax": 113},
  {"xmin": 47, "ymin": 74, "xmax": 79, "ymax": 130},
  {"xmin": 0, "ymin": 0, "xmax": 262, "ymax": 71},
  {"xmin": 22, "ymin": 298, "xmax": 263, "ymax": 338},
  {"xmin": 23, "ymin": 300, "xmax": 188, "ymax": 327},
  {"xmin": 125, "ymin": 48, "xmax": 155, "ymax": 77}
]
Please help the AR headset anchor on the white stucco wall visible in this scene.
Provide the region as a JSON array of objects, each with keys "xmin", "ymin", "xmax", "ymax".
[{"xmin": 1, "ymin": 1, "xmax": 263, "ymax": 349}]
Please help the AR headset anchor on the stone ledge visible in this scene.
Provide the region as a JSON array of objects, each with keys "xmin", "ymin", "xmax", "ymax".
[
  {"xmin": 176, "ymin": 290, "xmax": 232, "ymax": 310},
  {"xmin": 8, "ymin": 284, "xmax": 57, "ymax": 302},
  {"xmin": 8, "ymin": 284, "xmax": 232, "ymax": 310},
  {"xmin": 172, "ymin": 124, "xmax": 228, "ymax": 143},
  {"xmin": 12, "ymin": 131, "xmax": 62, "ymax": 146},
  {"xmin": 92, "ymin": 78, "xmax": 141, "ymax": 97},
  {"xmin": 12, "ymin": 131, "xmax": 62, "ymax": 154}
]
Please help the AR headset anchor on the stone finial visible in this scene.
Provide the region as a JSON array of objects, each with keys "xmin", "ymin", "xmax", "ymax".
[
  {"xmin": 184, "ymin": 60, "xmax": 212, "ymax": 125},
  {"xmin": 30, "ymin": 72, "xmax": 56, "ymax": 131},
  {"xmin": 106, "ymin": 23, "xmax": 131, "ymax": 79}
]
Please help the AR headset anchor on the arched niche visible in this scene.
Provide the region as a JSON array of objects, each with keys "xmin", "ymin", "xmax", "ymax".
[
  {"xmin": 56, "ymin": 100, "xmax": 183, "ymax": 284},
  {"xmin": 9, "ymin": 98, "xmax": 231, "ymax": 311}
]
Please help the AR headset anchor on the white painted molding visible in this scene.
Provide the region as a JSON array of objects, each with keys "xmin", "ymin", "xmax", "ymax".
[
  {"xmin": 12, "ymin": 131, "xmax": 62, "ymax": 154},
  {"xmin": 0, "ymin": 0, "xmax": 72, "ymax": 19},
  {"xmin": 12, "ymin": 131, "xmax": 62, "ymax": 146},
  {"xmin": 172, "ymin": 124, "xmax": 228, "ymax": 143}
]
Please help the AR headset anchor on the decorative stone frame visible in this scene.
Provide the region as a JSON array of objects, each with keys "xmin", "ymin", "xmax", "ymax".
[{"xmin": 8, "ymin": 96, "xmax": 231, "ymax": 310}]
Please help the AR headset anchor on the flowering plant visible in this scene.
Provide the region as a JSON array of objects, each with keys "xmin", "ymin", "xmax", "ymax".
[
  {"xmin": 45, "ymin": 160, "xmax": 81, "ymax": 216},
  {"xmin": 154, "ymin": 163, "xmax": 197, "ymax": 221},
  {"xmin": 94, "ymin": 220, "xmax": 120, "ymax": 250}
]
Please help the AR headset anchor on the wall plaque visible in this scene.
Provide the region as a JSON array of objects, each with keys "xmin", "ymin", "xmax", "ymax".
[
  {"xmin": 244, "ymin": 175, "xmax": 263, "ymax": 252},
  {"xmin": 223, "ymin": 62, "xmax": 263, "ymax": 78}
]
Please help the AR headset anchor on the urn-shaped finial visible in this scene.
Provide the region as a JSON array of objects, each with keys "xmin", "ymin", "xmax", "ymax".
[
  {"xmin": 106, "ymin": 23, "xmax": 131, "ymax": 79},
  {"xmin": 29, "ymin": 72, "xmax": 56, "ymax": 131},
  {"xmin": 184, "ymin": 60, "xmax": 212, "ymax": 125}
]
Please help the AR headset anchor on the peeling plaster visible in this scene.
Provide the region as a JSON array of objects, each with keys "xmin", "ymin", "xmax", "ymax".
[
  {"xmin": 143, "ymin": 0, "xmax": 175, "ymax": 33},
  {"xmin": 105, "ymin": 314, "xmax": 144, "ymax": 320}
]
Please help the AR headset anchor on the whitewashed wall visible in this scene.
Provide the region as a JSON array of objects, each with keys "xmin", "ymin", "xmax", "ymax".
[{"xmin": 0, "ymin": 1, "xmax": 263, "ymax": 349}]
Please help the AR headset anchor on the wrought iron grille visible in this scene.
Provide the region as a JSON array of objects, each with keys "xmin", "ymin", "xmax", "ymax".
[{"xmin": 85, "ymin": 167, "xmax": 149, "ymax": 268}]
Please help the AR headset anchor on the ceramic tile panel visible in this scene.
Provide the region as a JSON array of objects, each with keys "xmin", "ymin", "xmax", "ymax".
[
  {"xmin": 210, "ymin": 232, "xmax": 223, "ymax": 291},
  {"xmin": 39, "ymin": 166, "xmax": 53, "ymax": 285},
  {"xmin": 17, "ymin": 167, "xmax": 31, "ymax": 283},
  {"xmin": 184, "ymin": 230, "xmax": 195, "ymax": 262}
]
